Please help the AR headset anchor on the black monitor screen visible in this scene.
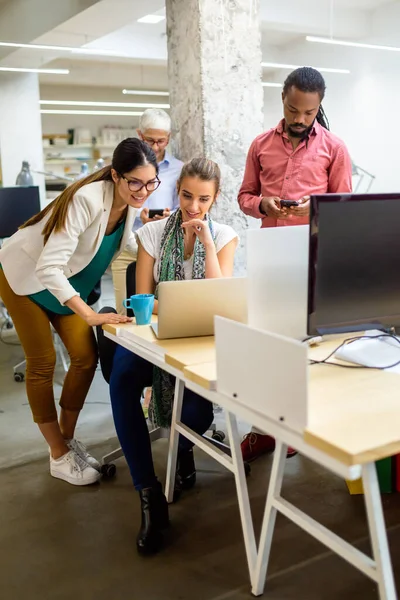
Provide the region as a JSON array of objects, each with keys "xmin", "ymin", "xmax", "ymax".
[
  {"xmin": 0, "ymin": 186, "xmax": 41, "ymax": 238},
  {"xmin": 308, "ymin": 193, "xmax": 400, "ymax": 335}
]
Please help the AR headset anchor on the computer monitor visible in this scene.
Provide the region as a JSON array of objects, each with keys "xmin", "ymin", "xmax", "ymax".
[
  {"xmin": 0, "ymin": 186, "xmax": 41, "ymax": 238},
  {"xmin": 308, "ymin": 193, "xmax": 400, "ymax": 335}
]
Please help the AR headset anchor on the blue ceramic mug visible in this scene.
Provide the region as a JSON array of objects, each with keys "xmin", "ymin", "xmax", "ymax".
[{"xmin": 122, "ymin": 294, "xmax": 154, "ymax": 325}]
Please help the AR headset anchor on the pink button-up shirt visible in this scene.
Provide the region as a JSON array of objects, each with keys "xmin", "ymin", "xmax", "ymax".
[{"xmin": 238, "ymin": 119, "xmax": 353, "ymax": 228}]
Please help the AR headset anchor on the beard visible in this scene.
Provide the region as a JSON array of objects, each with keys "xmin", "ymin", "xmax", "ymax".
[{"xmin": 287, "ymin": 119, "xmax": 315, "ymax": 139}]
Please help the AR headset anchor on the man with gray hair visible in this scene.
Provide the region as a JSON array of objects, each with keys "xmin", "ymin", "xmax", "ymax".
[
  {"xmin": 111, "ymin": 108, "xmax": 183, "ymax": 313},
  {"xmin": 136, "ymin": 108, "xmax": 183, "ymax": 228}
]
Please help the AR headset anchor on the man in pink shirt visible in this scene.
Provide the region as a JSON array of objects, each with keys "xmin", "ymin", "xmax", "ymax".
[
  {"xmin": 239, "ymin": 66, "xmax": 352, "ymax": 228},
  {"xmin": 239, "ymin": 67, "xmax": 352, "ymax": 462}
]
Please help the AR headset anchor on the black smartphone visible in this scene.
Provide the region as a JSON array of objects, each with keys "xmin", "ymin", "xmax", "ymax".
[
  {"xmin": 280, "ymin": 200, "xmax": 299, "ymax": 208},
  {"xmin": 149, "ymin": 209, "xmax": 164, "ymax": 218}
]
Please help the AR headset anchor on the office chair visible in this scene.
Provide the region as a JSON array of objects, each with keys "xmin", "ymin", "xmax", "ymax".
[
  {"xmin": 87, "ymin": 279, "xmax": 102, "ymax": 307},
  {"xmin": 97, "ymin": 260, "xmax": 249, "ymax": 478},
  {"xmin": 0, "ymin": 186, "xmax": 41, "ymax": 239},
  {"xmin": 0, "ymin": 303, "xmax": 12, "ymax": 330},
  {"xmin": 125, "ymin": 260, "xmax": 136, "ymax": 317},
  {"xmin": 0, "ymin": 187, "xmax": 41, "ymax": 337},
  {"xmin": 0, "ymin": 186, "xmax": 70, "ymax": 383}
]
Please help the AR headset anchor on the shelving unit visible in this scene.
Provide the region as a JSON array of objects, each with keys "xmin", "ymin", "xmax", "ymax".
[
  {"xmin": 43, "ymin": 142, "xmax": 116, "ymax": 180},
  {"xmin": 42, "ymin": 125, "xmax": 136, "ymax": 189}
]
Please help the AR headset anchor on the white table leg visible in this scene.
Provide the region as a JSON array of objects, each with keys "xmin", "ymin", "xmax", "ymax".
[
  {"xmin": 165, "ymin": 378, "xmax": 185, "ymax": 503},
  {"xmin": 225, "ymin": 411, "xmax": 257, "ymax": 583},
  {"xmin": 252, "ymin": 441, "xmax": 287, "ymax": 597},
  {"xmin": 362, "ymin": 462, "xmax": 397, "ymax": 600}
]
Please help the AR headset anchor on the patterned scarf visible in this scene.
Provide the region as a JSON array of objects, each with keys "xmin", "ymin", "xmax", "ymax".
[{"xmin": 149, "ymin": 209, "xmax": 215, "ymax": 427}]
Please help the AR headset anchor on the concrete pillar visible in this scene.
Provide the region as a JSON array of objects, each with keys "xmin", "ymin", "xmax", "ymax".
[
  {"xmin": 0, "ymin": 72, "xmax": 45, "ymax": 205},
  {"xmin": 166, "ymin": 0, "xmax": 264, "ymax": 273}
]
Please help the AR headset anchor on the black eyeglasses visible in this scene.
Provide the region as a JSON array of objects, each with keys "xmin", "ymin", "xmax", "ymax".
[{"xmin": 119, "ymin": 174, "xmax": 161, "ymax": 192}]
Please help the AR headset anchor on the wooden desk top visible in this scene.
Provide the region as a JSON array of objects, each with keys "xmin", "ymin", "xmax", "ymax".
[
  {"xmin": 103, "ymin": 321, "xmax": 215, "ymax": 370},
  {"xmin": 103, "ymin": 318, "xmax": 156, "ymax": 340},
  {"xmin": 184, "ymin": 334, "xmax": 400, "ymax": 466},
  {"xmin": 105, "ymin": 324, "xmax": 400, "ymax": 465},
  {"xmin": 165, "ymin": 343, "xmax": 215, "ymax": 371},
  {"xmin": 306, "ymin": 363, "xmax": 400, "ymax": 465},
  {"xmin": 305, "ymin": 335, "xmax": 400, "ymax": 465},
  {"xmin": 183, "ymin": 361, "xmax": 217, "ymax": 390}
]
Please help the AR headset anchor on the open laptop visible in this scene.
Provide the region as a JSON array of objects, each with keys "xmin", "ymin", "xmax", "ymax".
[{"xmin": 151, "ymin": 277, "xmax": 247, "ymax": 339}]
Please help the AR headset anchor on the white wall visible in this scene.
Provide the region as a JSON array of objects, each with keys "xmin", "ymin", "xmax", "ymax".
[
  {"xmin": 0, "ymin": 72, "xmax": 45, "ymax": 204},
  {"xmin": 262, "ymin": 38, "xmax": 399, "ymax": 193}
]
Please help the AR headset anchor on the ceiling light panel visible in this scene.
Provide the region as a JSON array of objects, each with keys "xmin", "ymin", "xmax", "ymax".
[
  {"xmin": 262, "ymin": 61, "xmax": 350, "ymax": 74},
  {"xmin": 40, "ymin": 100, "xmax": 170, "ymax": 108},
  {"xmin": 137, "ymin": 14, "xmax": 165, "ymax": 24},
  {"xmin": 0, "ymin": 40, "xmax": 123, "ymax": 57},
  {"xmin": 122, "ymin": 89, "xmax": 169, "ymax": 96},
  {"xmin": 41, "ymin": 110, "xmax": 144, "ymax": 116},
  {"xmin": 262, "ymin": 82, "xmax": 283, "ymax": 87},
  {"xmin": 306, "ymin": 36, "xmax": 400, "ymax": 53},
  {"xmin": 0, "ymin": 66, "xmax": 69, "ymax": 74}
]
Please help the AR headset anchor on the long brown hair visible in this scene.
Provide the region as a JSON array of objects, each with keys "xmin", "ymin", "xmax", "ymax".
[
  {"xmin": 177, "ymin": 157, "xmax": 221, "ymax": 193},
  {"xmin": 20, "ymin": 138, "xmax": 158, "ymax": 244}
]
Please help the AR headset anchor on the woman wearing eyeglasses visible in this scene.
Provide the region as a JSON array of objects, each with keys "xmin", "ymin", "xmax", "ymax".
[{"xmin": 0, "ymin": 138, "xmax": 160, "ymax": 486}]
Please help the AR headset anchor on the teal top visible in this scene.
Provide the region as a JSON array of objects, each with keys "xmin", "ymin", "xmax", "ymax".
[{"xmin": 28, "ymin": 220, "xmax": 125, "ymax": 315}]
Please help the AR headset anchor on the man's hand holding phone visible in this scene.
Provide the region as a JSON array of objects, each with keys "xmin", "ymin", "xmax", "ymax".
[
  {"xmin": 259, "ymin": 197, "xmax": 293, "ymax": 219},
  {"xmin": 288, "ymin": 196, "xmax": 310, "ymax": 217}
]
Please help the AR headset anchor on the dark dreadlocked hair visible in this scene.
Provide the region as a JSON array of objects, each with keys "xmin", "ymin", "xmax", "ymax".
[{"xmin": 282, "ymin": 67, "xmax": 330, "ymax": 130}]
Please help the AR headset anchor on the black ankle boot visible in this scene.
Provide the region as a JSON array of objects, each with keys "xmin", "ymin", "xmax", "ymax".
[
  {"xmin": 173, "ymin": 449, "xmax": 197, "ymax": 502},
  {"xmin": 178, "ymin": 448, "xmax": 196, "ymax": 490},
  {"xmin": 137, "ymin": 482, "xmax": 169, "ymax": 555}
]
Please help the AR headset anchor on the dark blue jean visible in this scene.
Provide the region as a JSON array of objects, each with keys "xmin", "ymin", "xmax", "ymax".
[{"xmin": 109, "ymin": 345, "xmax": 214, "ymax": 490}]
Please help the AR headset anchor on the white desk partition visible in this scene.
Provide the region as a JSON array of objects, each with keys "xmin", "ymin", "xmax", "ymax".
[
  {"xmin": 247, "ymin": 225, "xmax": 309, "ymax": 341},
  {"xmin": 215, "ymin": 317, "xmax": 308, "ymax": 433}
]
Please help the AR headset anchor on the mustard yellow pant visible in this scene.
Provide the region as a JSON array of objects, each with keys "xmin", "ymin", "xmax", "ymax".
[{"xmin": 0, "ymin": 269, "xmax": 98, "ymax": 424}]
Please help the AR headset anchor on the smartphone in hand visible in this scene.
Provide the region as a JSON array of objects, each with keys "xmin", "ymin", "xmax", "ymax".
[
  {"xmin": 280, "ymin": 200, "xmax": 299, "ymax": 208},
  {"xmin": 148, "ymin": 209, "xmax": 164, "ymax": 218}
]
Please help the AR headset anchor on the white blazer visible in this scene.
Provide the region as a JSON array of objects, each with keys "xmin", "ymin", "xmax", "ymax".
[{"xmin": 0, "ymin": 180, "xmax": 137, "ymax": 305}]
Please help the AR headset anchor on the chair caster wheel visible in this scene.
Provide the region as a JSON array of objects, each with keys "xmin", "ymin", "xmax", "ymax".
[
  {"xmin": 14, "ymin": 372, "xmax": 24, "ymax": 382},
  {"xmin": 212, "ymin": 430, "xmax": 225, "ymax": 443},
  {"xmin": 244, "ymin": 462, "xmax": 251, "ymax": 477},
  {"xmin": 101, "ymin": 463, "xmax": 116, "ymax": 479}
]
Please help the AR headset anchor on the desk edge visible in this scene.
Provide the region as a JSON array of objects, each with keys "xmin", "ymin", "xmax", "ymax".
[{"xmin": 304, "ymin": 430, "xmax": 400, "ymax": 466}]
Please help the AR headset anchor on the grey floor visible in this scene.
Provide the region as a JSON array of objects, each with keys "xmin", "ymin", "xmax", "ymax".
[{"xmin": 1, "ymin": 276, "xmax": 400, "ymax": 599}]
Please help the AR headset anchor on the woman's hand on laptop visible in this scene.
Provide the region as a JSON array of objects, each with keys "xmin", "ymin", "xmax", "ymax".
[{"xmin": 182, "ymin": 218, "xmax": 214, "ymax": 248}]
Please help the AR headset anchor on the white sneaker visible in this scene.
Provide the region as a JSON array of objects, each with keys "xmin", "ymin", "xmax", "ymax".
[
  {"xmin": 50, "ymin": 450, "xmax": 101, "ymax": 486},
  {"xmin": 67, "ymin": 438, "xmax": 101, "ymax": 471}
]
